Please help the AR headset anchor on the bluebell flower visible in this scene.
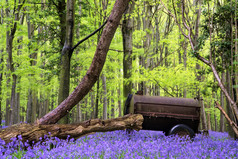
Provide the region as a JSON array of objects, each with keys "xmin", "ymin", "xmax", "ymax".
[{"xmin": 1, "ymin": 130, "xmax": 237, "ymax": 158}]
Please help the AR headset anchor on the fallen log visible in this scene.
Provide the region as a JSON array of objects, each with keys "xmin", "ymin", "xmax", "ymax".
[{"xmin": 0, "ymin": 114, "xmax": 143, "ymax": 145}]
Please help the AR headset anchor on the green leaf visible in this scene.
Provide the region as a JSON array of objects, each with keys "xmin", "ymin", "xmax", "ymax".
[{"xmin": 232, "ymin": 85, "xmax": 238, "ymax": 88}]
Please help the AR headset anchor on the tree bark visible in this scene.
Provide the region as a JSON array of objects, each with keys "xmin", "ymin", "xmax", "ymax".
[
  {"xmin": 118, "ymin": 88, "xmax": 122, "ymax": 117},
  {"xmin": 220, "ymin": 82, "xmax": 225, "ymax": 132},
  {"xmin": 0, "ymin": 50, "xmax": 3, "ymax": 128},
  {"xmin": 57, "ymin": 0, "xmax": 66, "ymax": 49},
  {"xmin": 0, "ymin": 114, "xmax": 143, "ymax": 145},
  {"xmin": 76, "ymin": 103, "xmax": 82, "ymax": 122},
  {"xmin": 95, "ymin": 79, "xmax": 99, "ymax": 118},
  {"xmin": 122, "ymin": 1, "xmax": 134, "ymax": 101},
  {"xmin": 206, "ymin": 100, "xmax": 211, "ymax": 130},
  {"xmin": 26, "ymin": 15, "xmax": 37, "ymax": 124},
  {"xmin": 0, "ymin": 9, "xmax": 3, "ymax": 127},
  {"xmin": 200, "ymin": 98, "xmax": 208, "ymax": 130},
  {"xmin": 58, "ymin": 0, "xmax": 75, "ymax": 124},
  {"xmin": 235, "ymin": 0, "xmax": 238, "ymax": 103},
  {"xmin": 111, "ymin": 90, "xmax": 115, "ymax": 118},
  {"xmin": 101, "ymin": 73, "xmax": 107, "ymax": 119}
]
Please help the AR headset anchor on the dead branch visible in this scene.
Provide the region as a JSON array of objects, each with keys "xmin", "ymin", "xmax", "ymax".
[{"xmin": 215, "ymin": 102, "xmax": 238, "ymax": 137}]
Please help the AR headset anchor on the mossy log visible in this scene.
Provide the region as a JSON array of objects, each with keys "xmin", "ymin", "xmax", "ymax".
[{"xmin": 0, "ymin": 114, "xmax": 143, "ymax": 145}]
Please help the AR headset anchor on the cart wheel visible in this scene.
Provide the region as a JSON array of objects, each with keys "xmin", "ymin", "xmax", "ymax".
[{"xmin": 168, "ymin": 124, "xmax": 195, "ymax": 138}]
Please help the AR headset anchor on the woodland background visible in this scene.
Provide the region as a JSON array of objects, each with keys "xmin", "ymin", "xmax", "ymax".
[{"xmin": 0, "ymin": 0, "xmax": 237, "ymax": 136}]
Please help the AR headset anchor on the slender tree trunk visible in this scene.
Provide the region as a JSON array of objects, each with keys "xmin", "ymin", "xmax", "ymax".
[
  {"xmin": 39, "ymin": 94, "xmax": 43, "ymax": 118},
  {"xmin": 155, "ymin": 15, "xmax": 161, "ymax": 96},
  {"xmin": 93, "ymin": 3, "xmax": 103, "ymax": 119},
  {"xmin": 76, "ymin": 103, "xmax": 82, "ymax": 122},
  {"xmin": 143, "ymin": 3, "xmax": 153, "ymax": 95},
  {"xmin": 26, "ymin": 90, "xmax": 32, "ymax": 123},
  {"xmin": 220, "ymin": 71, "xmax": 225, "ymax": 132},
  {"xmin": 6, "ymin": 15, "xmax": 16, "ymax": 125},
  {"xmin": 5, "ymin": 69, "xmax": 10, "ymax": 125},
  {"xmin": 0, "ymin": 9, "xmax": 3, "ymax": 127},
  {"xmin": 84, "ymin": 98, "xmax": 88, "ymax": 120},
  {"xmin": 183, "ymin": 40, "xmax": 188, "ymax": 98},
  {"xmin": 6, "ymin": 30, "xmax": 14, "ymax": 126},
  {"xmin": 44, "ymin": 94, "xmax": 49, "ymax": 117},
  {"xmin": 58, "ymin": 0, "xmax": 66, "ymax": 49},
  {"xmin": 95, "ymin": 79, "xmax": 99, "ymax": 118},
  {"xmin": 207, "ymin": 101, "xmax": 211, "ymax": 130},
  {"xmin": 235, "ymin": 0, "xmax": 238, "ymax": 104},
  {"xmin": 200, "ymin": 99, "xmax": 208, "ymax": 130},
  {"xmin": 16, "ymin": 21, "xmax": 24, "ymax": 123},
  {"xmin": 0, "ymin": 50, "xmax": 3, "ymax": 127},
  {"xmin": 214, "ymin": 103, "xmax": 217, "ymax": 131},
  {"xmin": 226, "ymin": 67, "xmax": 236, "ymax": 137},
  {"xmin": 90, "ymin": 92, "xmax": 95, "ymax": 118},
  {"xmin": 111, "ymin": 90, "xmax": 114, "ymax": 118},
  {"xmin": 58, "ymin": 0, "xmax": 75, "ymax": 124},
  {"xmin": 26, "ymin": 15, "xmax": 37, "ymax": 123},
  {"xmin": 122, "ymin": 2, "xmax": 134, "ymax": 102},
  {"xmin": 101, "ymin": 73, "xmax": 107, "ymax": 119},
  {"xmin": 10, "ymin": 74, "xmax": 17, "ymax": 124},
  {"xmin": 118, "ymin": 88, "xmax": 121, "ymax": 117}
]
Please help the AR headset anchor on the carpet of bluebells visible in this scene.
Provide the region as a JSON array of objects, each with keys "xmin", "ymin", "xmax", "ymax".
[{"xmin": 0, "ymin": 129, "xmax": 237, "ymax": 159}]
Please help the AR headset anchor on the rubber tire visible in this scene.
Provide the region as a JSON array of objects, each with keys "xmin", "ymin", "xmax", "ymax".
[{"xmin": 168, "ymin": 124, "xmax": 195, "ymax": 138}]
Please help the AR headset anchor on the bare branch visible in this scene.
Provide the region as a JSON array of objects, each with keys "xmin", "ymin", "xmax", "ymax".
[
  {"xmin": 71, "ymin": 19, "xmax": 108, "ymax": 52},
  {"xmin": 215, "ymin": 102, "xmax": 238, "ymax": 136},
  {"xmin": 160, "ymin": 0, "xmax": 189, "ymax": 39},
  {"xmin": 152, "ymin": 79, "xmax": 174, "ymax": 97}
]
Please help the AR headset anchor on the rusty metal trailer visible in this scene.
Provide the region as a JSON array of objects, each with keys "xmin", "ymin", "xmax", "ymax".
[{"xmin": 124, "ymin": 94, "xmax": 201, "ymax": 137}]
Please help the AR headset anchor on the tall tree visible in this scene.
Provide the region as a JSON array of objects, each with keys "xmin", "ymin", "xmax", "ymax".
[
  {"xmin": 0, "ymin": 50, "xmax": 3, "ymax": 127},
  {"xmin": 101, "ymin": 73, "xmax": 107, "ymax": 119},
  {"xmin": 235, "ymin": 0, "xmax": 238, "ymax": 110},
  {"xmin": 58, "ymin": 0, "xmax": 75, "ymax": 124},
  {"xmin": 26, "ymin": 10, "xmax": 37, "ymax": 124},
  {"xmin": 0, "ymin": 9, "xmax": 3, "ymax": 127},
  {"xmin": 122, "ymin": 1, "xmax": 134, "ymax": 107}
]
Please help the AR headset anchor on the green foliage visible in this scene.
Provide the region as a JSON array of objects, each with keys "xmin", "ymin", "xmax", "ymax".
[{"xmin": 0, "ymin": 0, "xmax": 235, "ymax": 131}]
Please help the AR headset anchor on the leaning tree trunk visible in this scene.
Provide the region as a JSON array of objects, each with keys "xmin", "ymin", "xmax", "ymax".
[
  {"xmin": 0, "ymin": 114, "xmax": 143, "ymax": 145},
  {"xmin": 38, "ymin": 0, "xmax": 130, "ymax": 124}
]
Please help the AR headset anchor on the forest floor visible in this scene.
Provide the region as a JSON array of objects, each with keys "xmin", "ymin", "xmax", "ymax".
[{"xmin": 1, "ymin": 129, "xmax": 237, "ymax": 158}]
